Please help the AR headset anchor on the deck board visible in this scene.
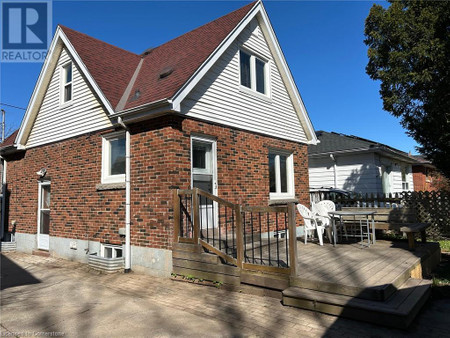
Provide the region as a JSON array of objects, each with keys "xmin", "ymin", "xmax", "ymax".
[{"xmin": 294, "ymin": 240, "xmax": 438, "ymax": 300}]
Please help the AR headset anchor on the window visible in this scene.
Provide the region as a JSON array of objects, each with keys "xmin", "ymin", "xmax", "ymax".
[
  {"xmin": 101, "ymin": 132, "xmax": 126, "ymax": 184},
  {"xmin": 239, "ymin": 50, "xmax": 268, "ymax": 95},
  {"xmin": 401, "ymin": 166, "xmax": 409, "ymax": 191},
  {"xmin": 101, "ymin": 244, "xmax": 123, "ymax": 259},
  {"xmin": 269, "ymin": 150, "xmax": 294, "ymax": 200},
  {"xmin": 62, "ymin": 62, "xmax": 73, "ymax": 103}
]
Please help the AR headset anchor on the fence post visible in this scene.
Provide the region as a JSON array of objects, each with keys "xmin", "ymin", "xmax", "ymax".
[
  {"xmin": 173, "ymin": 189, "xmax": 180, "ymax": 243},
  {"xmin": 288, "ymin": 203, "xmax": 298, "ymax": 277},
  {"xmin": 192, "ymin": 188, "xmax": 200, "ymax": 244},
  {"xmin": 235, "ymin": 204, "xmax": 244, "ymax": 269}
]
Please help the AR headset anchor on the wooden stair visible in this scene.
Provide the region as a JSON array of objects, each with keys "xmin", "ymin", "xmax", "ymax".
[{"xmin": 282, "ymin": 278, "xmax": 432, "ymax": 329}]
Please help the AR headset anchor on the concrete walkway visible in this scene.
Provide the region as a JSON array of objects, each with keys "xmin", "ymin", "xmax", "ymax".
[{"xmin": 1, "ymin": 252, "xmax": 449, "ymax": 337}]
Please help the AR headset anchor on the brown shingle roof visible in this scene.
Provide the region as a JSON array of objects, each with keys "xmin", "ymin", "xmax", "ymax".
[
  {"xmin": 123, "ymin": 1, "xmax": 256, "ymax": 110},
  {"xmin": 60, "ymin": 25, "xmax": 141, "ymax": 109},
  {"xmin": 0, "ymin": 129, "xmax": 18, "ymax": 148},
  {"xmin": 60, "ymin": 2, "xmax": 256, "ymax": 112}
]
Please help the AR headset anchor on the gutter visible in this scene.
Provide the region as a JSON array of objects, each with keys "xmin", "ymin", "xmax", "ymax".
[
  {"xmin": 310, "ymin": 146, "xmax": 419, "ymax": 164},
  {"xmin": 118, "ymin": 117, "xmax": 131, "ymax": 273}
]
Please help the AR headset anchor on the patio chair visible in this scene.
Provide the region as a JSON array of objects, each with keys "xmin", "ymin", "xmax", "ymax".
[
  {"xmin": 296, "ymin": 204, "xmax": 325, "ymax": 245},
  {"xmin": 312, "ymin": 200, "xmax": 348, "ymax": 240},
  {"xmin": 311, "ymin": 200, "xmax": 334, "ymax": 244}
]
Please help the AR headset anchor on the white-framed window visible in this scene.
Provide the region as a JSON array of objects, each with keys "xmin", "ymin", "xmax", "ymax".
[
  {"xmin": 100, "ymin": 243, "xmax": 123, "ymax": 259},
  {"xmin": 239, "ymin": 49, "xmax": 269, "ymax": 96},
  {"xmin": 61, "ymin": 62, "xmax": 73, "ymax": 104},
  {"xmin": 269, "ymin": 150, "xmax": 295, "ymax": 200},
  {"xmin": 101, "ymin": 131, "xmax": 126, "ymax": 184},
  {"xmin": 401, "ymin": 166, "xmax": 409, "ymax": 191}
]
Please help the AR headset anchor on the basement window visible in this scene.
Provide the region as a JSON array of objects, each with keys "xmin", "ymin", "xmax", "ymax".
[
  {"xmin": 269, "ymin": 150, "xmax": 295, "ymax": 200},
  {"xmin": 101, "ymin": 131, "xmax": 126, "ymax": 184},
  {"xmin": 61, "ymin": 62, "xmax": 73, "ymax": 104},
  {"xmin": 101, "ymin": 244, "xmax": 123, "ymax": 259},
  {"xmin": 239, "ymin": 50, "xmax": 268, "ymax": 96}
]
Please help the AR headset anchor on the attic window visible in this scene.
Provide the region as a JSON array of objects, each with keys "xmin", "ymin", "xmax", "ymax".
[
  {"xmin": 62, "ymin": 62, "xmax": 73, "ymax": 103},
  {"xmin": 239, "ymin": 50, "xmax": 268, "ymax": 95}
]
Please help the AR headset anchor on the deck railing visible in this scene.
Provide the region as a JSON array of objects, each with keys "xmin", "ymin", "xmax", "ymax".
[{"xmin": 173, "ymin": 188, "xmax": 298, "ymax": 276}]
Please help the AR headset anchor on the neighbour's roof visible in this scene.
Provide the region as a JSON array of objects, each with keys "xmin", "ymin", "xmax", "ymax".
[
  {"xmin": 309, "ymin": 131, "xmax": 415, "ymax": 162},
  {"xmin": 0, "ymin": 129, "xmax": 18, "ymax": 149},
  {"xmin": 59, "ymin": 1, "xmax": 256, "ymax": 111}
]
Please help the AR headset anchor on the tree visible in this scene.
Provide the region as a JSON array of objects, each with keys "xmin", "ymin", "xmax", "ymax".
[{"xmin": 364, "ymin": 1, "xmax": 450, "ymax": 178}]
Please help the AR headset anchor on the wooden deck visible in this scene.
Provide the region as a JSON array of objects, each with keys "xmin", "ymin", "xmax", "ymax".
[{"xmin": 293, "ymin": 239, "xmax": 440, "ymax": 301}]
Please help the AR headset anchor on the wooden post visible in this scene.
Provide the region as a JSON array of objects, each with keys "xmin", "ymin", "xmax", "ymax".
[
  {"xmin": 235, "ymin": 204, "xmax": 244, "ymax": 269},
  {"xmin": 192, "ymin": 188, "xmax": 200, "ymax": 244},
  {"xmin": 288, "ymin": 202, "xmax": 298, "ymax": 277},
  {"xmin": 173, "ymin": 189, "xmax": 180, "ymax": 243}
]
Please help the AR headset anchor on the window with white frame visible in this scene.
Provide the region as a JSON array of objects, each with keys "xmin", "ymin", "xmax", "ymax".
[
  {"xmin": 61, "ymin": 62, "xmax": 73, "ymax": 103},
  {"xmin": 401, "ymin": 166, "xmax": 409, "ymax": 191},
  {"xmin": 101, "ymin": 243, "xmax": 123, "ymax": 259},
  {"xmin": 268, "ymin": 150, "xmax": 294, "ymax": 200},
  {"xmin": 101, "ymin": 132, "xmax": 126, "ymax": 184},
  {"xmin": 240, "ymin": 50, "xmax": 268, "ymax": 95}
]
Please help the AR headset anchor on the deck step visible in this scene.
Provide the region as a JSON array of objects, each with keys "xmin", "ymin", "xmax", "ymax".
[
  {"xmin": 282, "ymin": 278, "xmax": 431, "ymax": 329},
  {"xmin": 172, "ymin": 242, "xmax": 203, "ymax": 253},
  {"xmin": 291, "ymin": 259, "xmax": 418, "ymax": 301}
]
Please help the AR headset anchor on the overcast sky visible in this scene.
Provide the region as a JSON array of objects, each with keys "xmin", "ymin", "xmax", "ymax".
[{"xmin": 0, "ymin": 0, "xmax": 420, "ymax": 154}]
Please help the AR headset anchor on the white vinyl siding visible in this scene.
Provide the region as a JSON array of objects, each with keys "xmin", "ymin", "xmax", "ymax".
[
  {"xmin": 309, "ymin": 153, "xmax": 381, "ymax": 194},
  {"xmin": 336, "ymin": 154, "xmax": 380, "ymax": 194},
  {"xmin": 308, "ymin": 157, "xmax": 336, "ymax": 189},
  {"xmin": 181, "ymin": 19, "xmax": 307, "ymax": 144},
  {"xmin": 26, "ymin": 48, "xmax": 112, "ymax": 148}
]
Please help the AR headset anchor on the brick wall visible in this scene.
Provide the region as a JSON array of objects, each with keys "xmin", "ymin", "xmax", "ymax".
[
  {"xmin": 412, "ymin": 165, "xmax": 437, "ymax": 192},
  {"xmin": 5, "ymin": 115, "xmax": 309, "ymax": 250}
]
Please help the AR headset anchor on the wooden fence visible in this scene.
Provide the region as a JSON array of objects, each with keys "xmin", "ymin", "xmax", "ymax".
[{"xmin": 311, "ymin": 190, "xmax": 450, "ymax": 238}]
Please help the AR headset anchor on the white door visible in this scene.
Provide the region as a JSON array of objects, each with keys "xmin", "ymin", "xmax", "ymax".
[
  {"xmin": 191, "ymin": 136, "xmax": 217, "ymax": 228},
  {"xmin": 37, "ymin": 182, "xmax": 51, "ymax": 250}
]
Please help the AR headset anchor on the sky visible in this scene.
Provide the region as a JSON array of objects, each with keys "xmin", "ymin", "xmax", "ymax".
[{"xmin": 0, "ymin": 0, "xmax": 420, "ymax": 154}]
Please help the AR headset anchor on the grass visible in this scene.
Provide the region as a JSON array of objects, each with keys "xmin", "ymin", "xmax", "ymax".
[
  {"xmin": 432, "ymin": 240, "xmax": 450, "ymax": 298},
  {"xmin": 438, "ymin": 240, "xmax": 450, "ymax": 252}
]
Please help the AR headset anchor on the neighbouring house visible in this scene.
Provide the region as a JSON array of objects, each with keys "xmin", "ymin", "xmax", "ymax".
[
  {"xmin": 0, "ymin": 1, "xmax": 317, "ymax": 276},
  {"xmin": 308, "ymin": 131, "xmax": 416, "ymax": 195},
  {"xmin": 411, "ymin": 155, "xmax": 439, "ymax": 192}
]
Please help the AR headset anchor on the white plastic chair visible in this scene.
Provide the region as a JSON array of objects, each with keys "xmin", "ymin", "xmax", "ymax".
[
  {"xmin": 296, "ymin": 204, "xmax": 325, "ymax": 245},
  {"xmin": 313, "ymin": 200, "xmax": 348, "ymax": 242},
  {"xmin": 312, "ymin": 200, "xmax": 334, "ymax": 244}
]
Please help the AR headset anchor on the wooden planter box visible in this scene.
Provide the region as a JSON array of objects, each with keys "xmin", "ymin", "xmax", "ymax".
[{"xmin": 88, "ymin": 253, "xmax": 124, "ymax": 273}]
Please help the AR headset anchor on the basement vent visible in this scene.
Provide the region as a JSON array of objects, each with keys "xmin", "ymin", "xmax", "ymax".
[{"xmin": 159, "ymin": 67, "xmax": 173, "ymax": 79}]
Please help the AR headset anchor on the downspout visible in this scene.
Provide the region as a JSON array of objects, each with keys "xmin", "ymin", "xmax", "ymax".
[
  {"xmin": 118, "ymin": 117, "xmax": 131, "ymax": 273},
  {"xmin": 0, "ymin": 157, "xmax": 5, "ymax": 240},
  {"xmin": 330, "ymin": 154, "xmax": 337, "ymax": 188}
]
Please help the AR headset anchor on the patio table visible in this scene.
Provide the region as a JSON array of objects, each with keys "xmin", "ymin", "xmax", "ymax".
[{"xmin": 328, "ymin": 210, "xmax": 376, "ymax": 247}]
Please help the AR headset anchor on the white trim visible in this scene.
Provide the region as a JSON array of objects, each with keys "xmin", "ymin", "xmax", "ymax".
[
  {"xmin": 190, "ymin": 135, "xmax": 218, "ymax": 195},
  {"xmin": 60, "ymin": 61, "xmax": 73, "ymax": 107},
  {"xmin": 171, "ymin": 1, "xmax": 317, "ymax": 144},
  {"xmin": 238, "ymin": 48, "xmax": 271, "ymax": 98},
  {"xmin": 100, "ymin": 243, "xmax": 123, "ymax": 259},
  {"xmin": 269, "ymin": 149, "xmax": 295, "ymax": 201},
  {"xmin": 15, "ymin": 26, "xmax": 115, "ymax": 148},
  {"xmin": 101, "ymin": 131, "xmax": 126, "ymax": 184},
  {"xmin": 37, "ymin": 181, "xmax": 51, "ymax": 250}
]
